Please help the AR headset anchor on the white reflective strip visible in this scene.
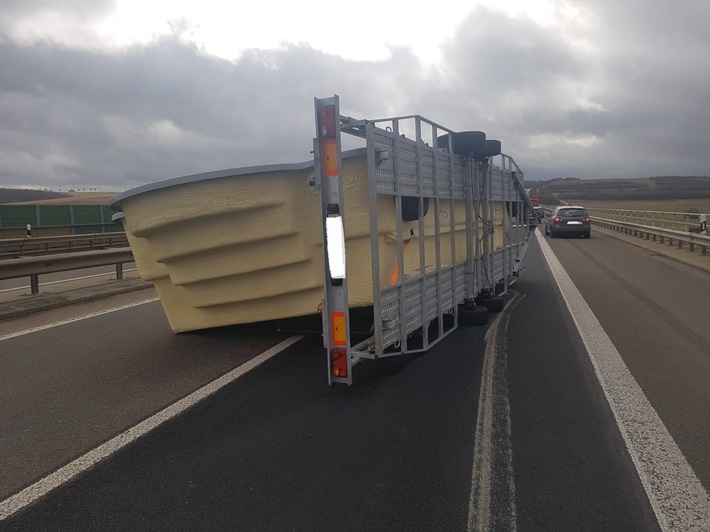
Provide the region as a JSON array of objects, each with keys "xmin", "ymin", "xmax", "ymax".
[{"xmin": 325, "ymin": 215, "xmax": 346, "ymax": 279}]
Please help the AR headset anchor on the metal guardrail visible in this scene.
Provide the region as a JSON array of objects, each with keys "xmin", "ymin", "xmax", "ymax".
[
  {"xmin": 0, "ymin": 232, "xmax": 128, "ymax": 257},
  {"xmin": 587, "ymin": 208, "xmax": 708, "ymax": 233},
  {"xmin": 0, "ymin": 248, "xmax": 135, "ymax": 294},
  {"xmin": 592, "ymin": 217, "xmax": 710, "ymax": 256}
]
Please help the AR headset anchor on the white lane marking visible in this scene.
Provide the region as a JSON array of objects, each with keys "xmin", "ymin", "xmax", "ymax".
[
  {"xmin": 0, "ymin": 298, "xmax": 159, "ymax": 341},
  {"xmin": 536, "ymin": 231, "xmax": 710, "ymax": 531},
  {"xmin": 0, "ymin": 269, "xmax": 138, "ymax": 293},
  {"xmin": 468, "ymin": 294, "xmax": 521, "ymax": 532},
  {"xmin": 0, "ymin": 334, "xmax": 304, "ymax": 521}
]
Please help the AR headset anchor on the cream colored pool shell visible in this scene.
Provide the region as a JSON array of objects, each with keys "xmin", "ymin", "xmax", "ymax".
[{"xmin": 112, "ymin": 152, "xmax": 508, "ymax": 332}]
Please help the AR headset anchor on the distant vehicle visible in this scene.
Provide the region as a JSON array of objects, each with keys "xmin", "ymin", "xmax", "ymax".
[
  {"xmin": 529, "ymin": 194, "xmax": 540, "ymax": 206},
  {"xmin": 534, "ymin": 206, "xmax": 544, "ymax": 222},
  {"xmin": 528, "ymin": 212, "xmax": 537, "ymax": 230},
  {"xmin": 544, "ymin": 205, "xmax": 591, "ymax": 238}
]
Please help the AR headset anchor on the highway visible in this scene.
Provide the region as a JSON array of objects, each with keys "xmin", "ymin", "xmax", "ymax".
[{"xmin": 1, "ymin": 228, "xmax": 709, "ymax": 531}]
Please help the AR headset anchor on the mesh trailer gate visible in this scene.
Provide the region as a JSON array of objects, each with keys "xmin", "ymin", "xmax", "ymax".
[{"xmin": 314, "ymin": 95, "xmax": 533, "ymax": 385}]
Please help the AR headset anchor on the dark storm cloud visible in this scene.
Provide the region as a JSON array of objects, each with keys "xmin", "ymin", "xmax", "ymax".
[
  {"xmin": 0, "ymin": 36, "xmax": 429, "ymax": 188},
  {"xmin": 0, "ymin": 0, "xmax": 709, "ymax": 189},
  {"xmin": 430, "ymin": 1, "xmax": 710, "ymax": 179}
]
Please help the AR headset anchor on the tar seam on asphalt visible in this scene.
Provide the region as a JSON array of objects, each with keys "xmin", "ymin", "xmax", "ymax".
[
  {"xmin": 467, "ymin": 292, "xmax": 522, "ymax": 532},
  {"xmin": 536, "ymin": 230, "xmax": 710, "ymax": 531}
]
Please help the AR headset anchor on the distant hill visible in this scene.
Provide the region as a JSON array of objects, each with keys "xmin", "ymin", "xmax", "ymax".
[
  {"xmin": 526, "ymin": 176, "xmax": 710, "ymax": 205},
  {"xmin": 0, "ymin": 188, "xmax": 71, "ymax": 204},
  {"xmin": 0, "ymin": 188, "xmax": 116, "ymax": 205}
]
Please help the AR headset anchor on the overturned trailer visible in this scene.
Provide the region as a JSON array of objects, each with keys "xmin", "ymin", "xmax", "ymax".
[{"xmin": 110, "ymin": 96, "xmax": 534, "ymax": 384}]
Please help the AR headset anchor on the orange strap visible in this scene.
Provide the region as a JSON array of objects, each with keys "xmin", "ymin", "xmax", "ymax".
[{"xmin": 389, "ymin": 241, "xmax": 409, "ymax": 285}]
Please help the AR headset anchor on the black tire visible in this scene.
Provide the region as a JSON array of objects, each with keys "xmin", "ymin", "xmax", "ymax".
[
  {"xmin": 550, "ymin": 230, "xmax": 557, "ymax": 238},
  {"xmin": 544, "ymin": 226, "xmax": 549, "ymax": 236},
  {"xmin": 458, "ymin": 305, "xmax": 489, "ymax": 326},
  {"xmin": 437, "ymin": 131, "xmax": 486, "ymax": 156},
  {"xmin": 401, "ymin": 196, "xmax": 430, "ymax": 221},
  {"xmin": 585, "ymin": 231, "xmax": 591, "ymax": 238},
  {"xmin": 475, "ymin": 294, "xmax": 505, "ymax": 313},
  {"xmin": 473, "ymin": 140, "xmax": 501, "ymax": 161}
]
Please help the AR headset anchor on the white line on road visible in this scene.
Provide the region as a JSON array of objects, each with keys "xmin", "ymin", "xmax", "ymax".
[
  {"xmin": 536, "ymin": 230, "xmax": 710, "ymax": 531},
  {"xmin": 0, "ymin": 334, "xmax": 304, "ymax": 521},
  {"xmin": 0, "ymin": 298, "xmax": 159, "ymax": 341}
]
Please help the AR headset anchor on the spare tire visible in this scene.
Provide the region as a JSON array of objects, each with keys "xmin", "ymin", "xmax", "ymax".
[
  {"xmin": 472, "ymin": 139, "xmax": 502, "ymax": 161},
  {"xmin": 437, "ymin": 131, "xmax": 486, "ymax": 156}
]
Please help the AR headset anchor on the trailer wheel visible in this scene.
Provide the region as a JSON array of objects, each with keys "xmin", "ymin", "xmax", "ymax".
[
  {"xmin": 459, "ymin": 305, "xmax": 489, "ymax": 326},
  {"xmin": 437, "ymin": 131, "xmax": 486, "ymax": 156},
  {"xmin": 401, "ymin": 196, "xmax": 430, "ymax": 222},
  {"xmin": 475, "ymin": 294, "xmax": 505, "ymax": 313}
]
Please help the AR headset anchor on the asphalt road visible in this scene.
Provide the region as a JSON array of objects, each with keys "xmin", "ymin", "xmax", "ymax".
[{"xmin": 1, "ymin": 228, "xmax": 709, "ymax": 530}]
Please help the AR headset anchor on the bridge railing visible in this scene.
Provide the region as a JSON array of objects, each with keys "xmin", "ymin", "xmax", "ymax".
[
  {"xmin": 1, "ymin": 232, "xmax": 129, "ymax": 257},
  {"xmin": 586, "ymin": 208, "xmax": 707, "ymax": 234},
  {"xmin": 0, "ymin": 248, "xmax": 135, "ymax": 294},
  {"xmin": 591, "ymin": 217, "xmax": 710, "ymax": 256}
]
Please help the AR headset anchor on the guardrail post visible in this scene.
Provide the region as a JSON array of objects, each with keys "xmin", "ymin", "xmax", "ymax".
[
  {"xmin": 30, "ymin": 274, "xmax": 39, "ymax": 294},
  {"xmin": 116, "ymin": 263, "xmax": 123, "ymax": 280}
]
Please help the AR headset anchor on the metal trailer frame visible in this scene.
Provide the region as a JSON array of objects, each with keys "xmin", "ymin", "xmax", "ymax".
[{"xmin": 315, "ymin": 95, "xmax": 532, "ymax": 385}]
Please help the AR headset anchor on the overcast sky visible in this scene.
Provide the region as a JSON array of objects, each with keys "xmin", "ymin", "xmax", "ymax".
[{"xmin": 1, "ymin": 0, "xmax": 709, "ymax": 190}]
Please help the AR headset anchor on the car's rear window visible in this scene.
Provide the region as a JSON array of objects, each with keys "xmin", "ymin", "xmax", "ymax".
[{"xmin": 558, "ymin": 209, "xmax": 587, "ymax": 217}]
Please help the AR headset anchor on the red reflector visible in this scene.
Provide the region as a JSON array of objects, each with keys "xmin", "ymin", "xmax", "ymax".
[
  {"xmin": 331, "ymin": 348, "xmax": 348, "ymax": 378},
  {"xmin": 318, "ymin": 106, "xmax": 336, "ymax": 138}
]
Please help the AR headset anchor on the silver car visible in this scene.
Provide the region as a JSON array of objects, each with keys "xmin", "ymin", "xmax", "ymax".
[{"xmin": 544, "ymin": 206, "xmax": 591, "ymax": 238}]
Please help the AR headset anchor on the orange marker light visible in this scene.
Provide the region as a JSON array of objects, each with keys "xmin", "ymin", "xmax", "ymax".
[
  {"xmin": 322, "ymin": 139, "xmax": 338, "ymax": 176},
  {"xmin": 331, "ymin": 311, "xmax": 346, "ymax": 346}
]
